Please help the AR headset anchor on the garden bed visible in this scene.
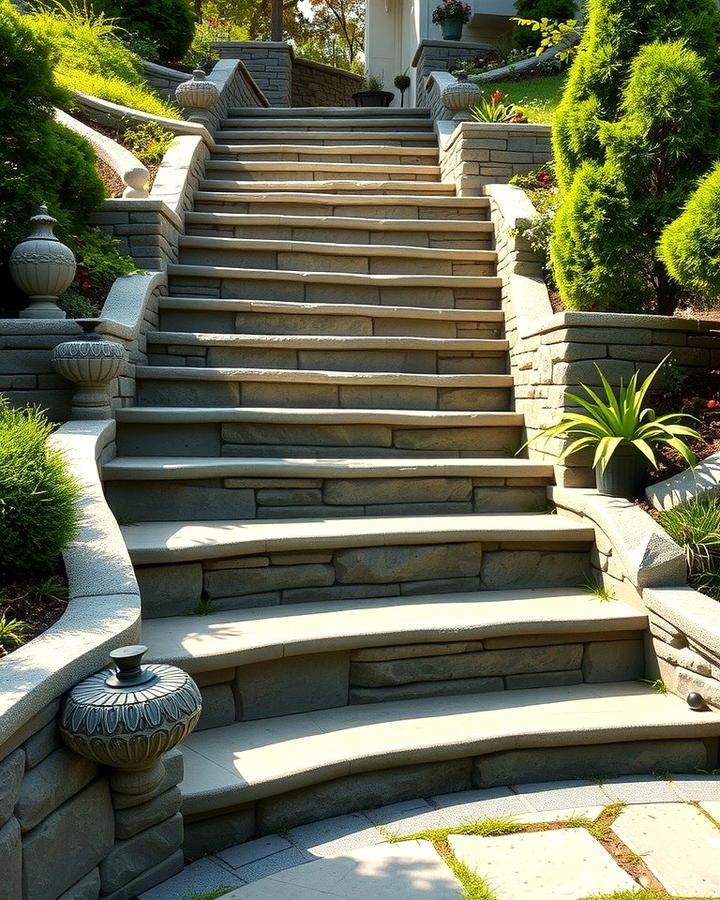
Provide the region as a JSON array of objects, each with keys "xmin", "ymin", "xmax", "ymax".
[{"xmin": 0, "ymin": 566, "xmax": 69, "ymax": 658}]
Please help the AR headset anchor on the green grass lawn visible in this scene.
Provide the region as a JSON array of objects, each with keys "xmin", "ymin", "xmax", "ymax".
[{"xmin": 472, "ymin": 72, "xmax": 568, "ymax": 124}]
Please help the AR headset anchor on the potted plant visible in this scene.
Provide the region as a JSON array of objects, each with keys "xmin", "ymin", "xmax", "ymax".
[
  {"xmin": 394, "ymin": 72, "xmax": 411, "ymax": 107},
  {"xmin": 432, "ymin": 0, "xmax": 472, "ymax": 41},
  {"xmin": 527, "ymin": 360, "xmax": 701, "ymax": 498},
  {"xmin": 352, "ymin": 74, "xmax": 394, "ymax": 108}
]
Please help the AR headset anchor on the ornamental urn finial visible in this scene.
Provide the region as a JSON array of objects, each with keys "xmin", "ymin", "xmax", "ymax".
[
  {"xmin": 9, "ymin": 203, "xmax": 76, "ymax": 319},
  {"xmin": 441, "ymin": 75, "xmax": 481, "ymax": 121},
  {"xmin": 175, "ymin": 68, "xmax": 220, "ymax": 123},
  {"xmin": 52, "ymin": 319, "xmax": 126, "ymax": 420},
  {"xmin": 60, "ymin": 645, "xmax": 202, "ymax": 796}
]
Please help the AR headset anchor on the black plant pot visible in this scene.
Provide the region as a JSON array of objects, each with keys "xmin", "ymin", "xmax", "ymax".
[
  {"xmin": 352, "ymin": 90, "xmax": 394, "ymax": 108},
  {"xmin": 594, "ymin": 445, "xmax": 648, "ymax": 498}
]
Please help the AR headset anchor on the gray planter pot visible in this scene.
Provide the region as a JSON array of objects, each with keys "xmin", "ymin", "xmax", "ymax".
[{"xmin": 594, "ymin": 444, "xmax": 648, "ymax": 498}]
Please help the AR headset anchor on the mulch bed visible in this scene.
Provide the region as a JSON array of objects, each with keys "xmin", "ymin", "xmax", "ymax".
[{"xmin": 0, "ymin": 563, "xmax": 69, "ymax": 659}]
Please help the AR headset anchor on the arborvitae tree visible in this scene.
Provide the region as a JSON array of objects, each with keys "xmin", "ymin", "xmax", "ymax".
[
  {"xmin": 553, "ymin": 41, "xmax": 719, "ymax": 313},
  {"xmin": 660, "ymin": 164, "xmax": 720, "ymax": 301},
  {"xmin": 553, "ymin": 0, "xmax": 720, "ymax": 191}
]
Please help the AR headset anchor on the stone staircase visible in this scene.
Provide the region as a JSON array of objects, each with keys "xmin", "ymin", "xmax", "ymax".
[{"xmin": 104, "ymin": 107, "xmax": 720, "ymax": 857}]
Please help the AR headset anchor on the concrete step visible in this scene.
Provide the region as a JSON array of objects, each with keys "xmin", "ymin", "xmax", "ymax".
[
  {"xmin": 204, "ymin": 159, "xmax": 442, "ymax": 182},
  {"xmin": 143, "ymin": 590, "xmax": 647, "ymax": 713},
  {"xmin": 226, "ymin": 107, "xmax": 432, "ymax": 118},
  {"xmin": 167, "ymin": 263, "xmax": 502, "ymax": 308},
  {"xmin": 176, "ymin": 236, "xmax": 496, "ymax": 277},
  {"xmin": 146, "ymin": 330, "xmax": 509, "ymax": 374},
  {"xmin": 192, "ymin": 191, "xmax": 490, "ymax": 221},
  {"xmin": 184, "ymin": 213, "xmax": 492, "ymax": 250},
  {"xmin": 157, "ymin": 297, "xmax": 503, "ymax": 339},
  {"xmin": 143, "ymin": 586, "xmax": 646, "ymax": 675},
  {"xmin": 213, "ymin": 130, "xmax": 438, "ymax": 146},
  {"xmin": 115, "ymin": 406, "xmax": 523, "ymax": 457},
  {"xmin": 103, "ymin": 456, "xmax": 554, "ymax": 523},
  {"xmin": 198, "ymin": 179, "xmax": 455, "ymax": 196},
  {"xmin": 177, "ymin": 682, "xmax": 720, "ymax": 852},
  {"xmin": 219, "ymin": 116, "xmax": 434, "ymax": 131},
  {"xmin": 211, "ymin": 145, "xmax": 439, "ymax": 165},
  {"xmin": 135, "ymin": 365, "xmax": 513, "ymax": 410}
]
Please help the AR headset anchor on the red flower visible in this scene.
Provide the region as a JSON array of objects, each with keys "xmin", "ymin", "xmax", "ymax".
[
  {"xmin": 706, "ymin": 399, "xmax": 719, "ymax": 409},
  {"xmin": 491, "ymin": 90, "xmax": 504, "ymax": 103}
]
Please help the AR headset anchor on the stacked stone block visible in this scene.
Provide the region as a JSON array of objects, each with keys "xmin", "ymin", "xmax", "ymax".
[
  {"xmin": 213, "ymin": 42, "xmax": 293, "ymax": 107},
  {"xmin": 413, "ymin": 40, "xmax": 494, "ymax": 108},
  {"xmin": 440, "ymin": 123, "xmax": 552, "ymax": 194}
]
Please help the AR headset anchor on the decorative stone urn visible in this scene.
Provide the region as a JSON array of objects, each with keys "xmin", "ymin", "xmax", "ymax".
[
  {"xmin": 52, "ymin": 319, "xmax": 126, "ymax": 420},
  {"xmin": 442, "ymin": 73, "xmax": 481, "ymax": 121},
  {"xmin": 60, "ymin": 645, "xmax": 202, "ymax": 796},
  {"xmin": 9, "ymin": 203, "xmax": 76, "ymax": 319},
  {"xmin": 175, "ymin": 68, "xmax": 220, "ymax": 123}
]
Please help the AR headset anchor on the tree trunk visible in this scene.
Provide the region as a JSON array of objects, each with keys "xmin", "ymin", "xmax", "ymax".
[
  {"xmin": 271, "ymin": 0, "xmax": 283, "ymax": 40},
  {"xmin": 655, "ymin": 260, "xmax": 680, "ymax": 316}
]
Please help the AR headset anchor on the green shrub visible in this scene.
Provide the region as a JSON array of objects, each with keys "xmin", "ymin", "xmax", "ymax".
[
  {"xmin": 123, "ymin": 120, "xmax": 174, "ymax": 163},
  {"xmin": 659, "ymin": 163, "xmax": 720, "ymax": 302},
  {"xmin": 658, "ymin": 495, "xmax": 720, "ymax": 601},
  {"xmin": 93, "ymin": 0, "xmax": 195, "ymax": 63},
  {"xmin": 183, "ymin": 21, "xmax": 222, "ymax": 69},
  {"xmin": 512, "ymin": 0, "xmax": 576, "ymax": 49},
  {"xmin": 551, "ymin": 30, "xmax": 720, "ymax": 314},
  {"xmin": 25, "ymin": 1, "xmax": 179, "ymax": 116},
  {"xmin": 553, "ymin": 0, "xmax": 720, "ymax": 191},
  {"xmin": 0, "ymin": 399, "xmax": 79, "ymax": 572}
]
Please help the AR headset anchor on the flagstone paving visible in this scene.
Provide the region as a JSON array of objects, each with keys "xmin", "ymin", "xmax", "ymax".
[
  {"xmin": 141, "ymin": 775, "xmax": 720, "ymax": 900},
  {"xmin": 612, "ymin": 803, "xmax": 720, "ymax": 897}
]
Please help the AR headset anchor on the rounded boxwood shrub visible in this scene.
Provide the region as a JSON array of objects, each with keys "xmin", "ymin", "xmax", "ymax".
[
  {"xmin": 552, "ymin": 40, "xmax": 720, "ymax": 313},
  {"xmin": 660, "ymin": 164, "xmax": 720, "ymax": 300},
  {"xmin": 0, "ymin": 399, "xmax": 79, "ymax": 572},
  {"xmin": 512, "ymin": 0, "xmax": 576, "ymax": 50},
  {"xmin": 95, "ymin": 0, "xmax": 196, "ymax": 62}
]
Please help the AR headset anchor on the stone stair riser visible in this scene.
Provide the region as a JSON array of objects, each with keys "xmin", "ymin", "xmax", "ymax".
[
  {"xmin": 181, "ymin": 737, "xmax": 715, "ymax": 858},
  {"xmin": 147, "ymin": 343, "xmax": 509, "ymax": 375},
  {"xmin": 158, "ymin": 308, "xmax": 502, "ymax": 339},
  {"xmin": 167, "ymin": 275, "xmax": 502, "ymax": 309},
  {"xmin": 219, "ymin": 118, "xmax": 434, "ymax": 131},
  {"xmin": 115, "ymin": 420, "xmax": 522, "ymax": 457},
  {"xmin": 105, "ymin": 475, "xmax": 551, "ymax": 524},
  {"xmin": 198, "ymin": 180, "xmax": 454, "ymax": 196},
  {"xmin": 184, "ymin": 222, "xmax": 492, "ymax": 251},
  {"xmin": 136, "ymin": 378, "xmax": 512, "ymax": 411},
  {"xmin": 213, "ymin": 150, "xmax": 439, "ymax": 165},
  {"xmin": 176, "ymin": 246, "xmax": 495, "ymax": 278},
  {"xmin": 213, "ymin": 132, "xmax": 439, "ymax": 147},
  {"xmin": 225, "ymin": 107, "xmax": 432, "ymax": 117},
  {"xmin": 136, "ymin": 540, "xmax": 592, "ymax": 619},
  {"xmin": 191, "ymin": 635, "xmax": 646, "ymax": 732},
  {"xmin": 203, "ymin": 167, "xmax": 442, "ymax": 183},
  {"xmin": 192, "ymin": 197, "xmax": 487, "ymax": 221}
]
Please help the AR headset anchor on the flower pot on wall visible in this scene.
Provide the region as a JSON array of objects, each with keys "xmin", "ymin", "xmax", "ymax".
[
  {"xmin": 441, "ymin": 16, "xmax": 464, "ymax": 40},
  {"xmin": 594, "ymin": 445, "xmax": 648, "ymax": 498}
]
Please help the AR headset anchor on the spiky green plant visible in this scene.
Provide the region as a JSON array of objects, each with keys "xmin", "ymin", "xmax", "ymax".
[
  {"xmin": 528, "ymin": 360, "xmax": 701, "ymax": 472},
  {"xmin": 658, "ymin": 495, "xmax": 720, "ymax": 600},
  {"xmin": 0, "ymin": 616, "xmax": 30, "ymax": 655}
]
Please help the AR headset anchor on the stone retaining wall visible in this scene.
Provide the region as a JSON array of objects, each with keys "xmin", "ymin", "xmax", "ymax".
[
  {"xmin": 485, "ymin": 183, "xmax": 720, "ymax": 487},
  {"xmin": 213, "ymin": 41, "xmax": 292, "ymax": 107},
  {"xmin": 142, "ymin": 60, "xmax": 186, "ymax": 100},
  {"xmin": 440, "ymin": 121, "xmax": 552, "ymax": 194},
  {"xmin": 0, "ymin": 422, "xmax": 189, "ymax": 899},
  {"xmin": 291, "ymin": 57, "xmax": 362, "ymax": 107},
  {"xmin": 0, "ymin": 274, "xmax": 163, "ymax": 418}
]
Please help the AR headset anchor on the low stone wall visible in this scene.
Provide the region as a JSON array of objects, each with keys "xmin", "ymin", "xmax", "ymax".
[
  {"xmin": 412, "ymin": 39, "xmax": 494, "ymax": 108},
  {"xmin": 0, "ymin": 422, "xmax": 187, "ymax": 899},
  {"xmin": 440, "ymin": 121, "xmax": 552, "ymax": 194},
  {"xmin": 645, "ymin": 587, "xmax": 720, "ymax": 710},
  {"xmin": 213, "ymin": 41, "xmax": 293, "ymax": 107},
  {"xmin": 142, "ymin": 60, "xmax": 186, "ymax": 100},
  {"xmin": 291, "ymin": 57, "xmax": 362, "ymax": 107},
  {"xmin": 486, "ymin": 183, "xmax": 720, "ymax": 487},
  {"xmin": 0, "ymin": 274, "xmax": 163, "ymax": 418}
]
